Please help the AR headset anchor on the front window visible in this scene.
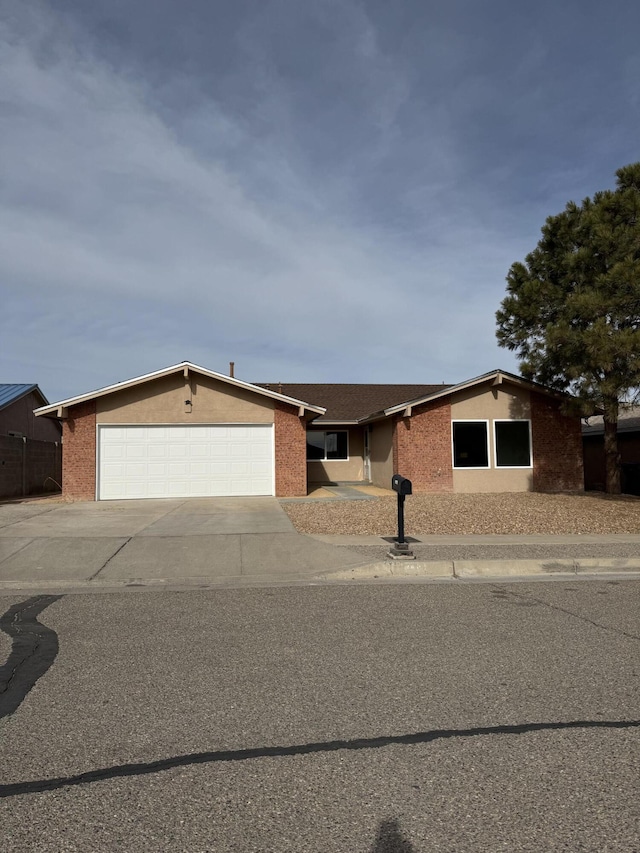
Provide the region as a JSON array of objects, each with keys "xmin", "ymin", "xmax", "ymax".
[
  {"xmin": 494, "ymin": 420, "xmax": 532, "ymax": 467},
  {"xmin": 307, "ymin": 431, "xmax": 348, "ymax": 461},
  {"xmin": 452, "ymin": 421, "xmax": 489, "ymax": 468}
]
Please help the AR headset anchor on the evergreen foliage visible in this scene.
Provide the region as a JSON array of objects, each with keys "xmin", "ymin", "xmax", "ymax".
[{"xmin": 496, "ymin": 163, "xmax": 640, "ymax": 493}]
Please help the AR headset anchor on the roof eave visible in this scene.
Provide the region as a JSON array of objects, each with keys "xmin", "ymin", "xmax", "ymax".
[
  {"xmin": 382, "ymin": 370, "xmax": 571, "ymax": 416},
  {"xmin": 309, "ymin": 419, "xmax": 360, "ymax": 426},
  {"xmin": 34, "ymin": 362, "xmax": 326, "ymax": 417}
]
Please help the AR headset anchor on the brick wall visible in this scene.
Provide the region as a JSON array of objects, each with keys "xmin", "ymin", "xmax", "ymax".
[
  {"xmin": 62, "ymin": 401, "xmax": 97, "ymax": 500},
  {"xmin": 393, "ymin": 399, "xmax": 453, "ymax": 492},
  {"xmin": 531, "ymin": 392, "xmax": 583, "ymax": 492},
  {"xmin": 274, "ymin": 402, "xmax": 307, "ymax": 496}
]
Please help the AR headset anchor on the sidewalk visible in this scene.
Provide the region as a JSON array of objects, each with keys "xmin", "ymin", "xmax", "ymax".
[{"xmin": 309, "ymin": 533, "xmax": 640, "ymax": 582}]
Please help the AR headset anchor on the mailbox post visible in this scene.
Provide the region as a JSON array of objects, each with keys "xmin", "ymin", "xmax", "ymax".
[{"xmin": 389, "ymin": 474, "xmax": 415, "ymax": 560}]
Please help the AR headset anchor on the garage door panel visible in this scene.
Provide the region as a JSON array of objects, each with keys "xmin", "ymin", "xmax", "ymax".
[
  {"xmin": 124, "ymin": 462, "xmax": 147, "ymax": 477},
  {"xmin": 190, "ymin": 444, "xmax": 209, "ymax": 457},
  {"xmin": 189, "ymin": 427, "xmax": 209, "ymax": 439},
  {"xmin": 169, "ymin": 444, "xmax": 188, "ymax": 458},
  {"xmin": 188, "ymin": 462, "xmax": 209, "ymax": 475},
  {"xmin": 148, "ymin": 445, "xmax": 168, "ymax": 458},
  {"xmin": 98, "ymin": 424, "xmax": 274, "ymax": 499},
  {"xmin": 146, "ymin": 484, "xmax": 166, "ymax": 498},
  {"xmin": 251, "ymin": 461, "xmax": 270, "ymax": 475},
  {"xmin": 102, "ymin": 445, "xmax": 125, "ymax": 461},
  {"xmin": 168, "ymin": 481, "xmax": 189, "ymax": 496},
  {"xmin": 210, "ymin": 444, "xmax": 231, "ymax": 458},
  {"xmin": 166, "ymin": 427, "xmax": 187, "ymax": 440},
  {"xmin": 147, "ymin": 462, "xmax": 168, "ymax": 476},
  {"xmin": 230, "ymin": 460, "xmax": 250, "ymax": 474},
  {"xmin": 121, "ymin": 430, "xmax": 146, "ymax": 443},
  {"xmin": 168, "ymin": 462, "xmax": 189, "ymax": 476},
  {"xmin": 125, "ymin": 445, "xmax": 146, "ymax": 460}
]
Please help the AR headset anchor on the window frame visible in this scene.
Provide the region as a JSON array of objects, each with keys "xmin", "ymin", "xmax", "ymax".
[
  {"xmin": 451, "ymin": 419, "xmax": 490, "ymax": 470},
  {"xmin": 493, "ymin": 419, "xmax": 533, "ymax": 469},
  {"xmin": 306, "ymin": 430, "xmax": 349, "ymax": 462}
]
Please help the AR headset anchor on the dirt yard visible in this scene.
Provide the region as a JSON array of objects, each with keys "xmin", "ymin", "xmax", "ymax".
[{"xmin": 282, "ymin": 492, "xmax": 640, "ymax": 536}]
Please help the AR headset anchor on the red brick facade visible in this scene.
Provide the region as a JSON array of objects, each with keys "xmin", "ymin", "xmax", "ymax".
[
  {"xmin": 62, "ymin": 401, "xmax": 97, "ymax": 500},
  {"xmin": 392, "ymin": 399, "xmax": 453, "ymax": 492},
  {"xmin": 56, "ymin": 378, "xmax": 584, "ymax": 501},
  {"xmin": 61, "ymin": 399, "xmax": 307, "ymax": 500},
  {"xmin": 531, "ymin": 392, "xmax": 583, "ymax": 491},
  {"xmin": 274, "ymin": 402, "xmax": 307, "ymax": 497}
]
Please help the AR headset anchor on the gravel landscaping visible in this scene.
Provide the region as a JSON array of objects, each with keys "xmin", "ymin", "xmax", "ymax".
[{"xmin": 282, "ymin": 492, "xmax": 640, "ymax": 536}]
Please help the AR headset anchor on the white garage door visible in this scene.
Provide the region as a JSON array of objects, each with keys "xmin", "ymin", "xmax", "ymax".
[{"xmin": 98, "ymin": 425, "xmax": 274, "ymax": 500}]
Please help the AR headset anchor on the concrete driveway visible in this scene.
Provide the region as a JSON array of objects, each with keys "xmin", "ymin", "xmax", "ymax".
[{"xmin": 0, "ymin": 498, "xmax": 368, "ymax": 588}]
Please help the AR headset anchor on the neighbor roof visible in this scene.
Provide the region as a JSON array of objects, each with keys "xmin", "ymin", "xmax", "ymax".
[
  {"xmin": 582, "ymin": 405, "xmax": 640, "ymax": 436},
  {"xmin": 0, "ymin": 383, "xmax": 45, "ymax": 411},
  {"xmin": 34, "ymin": 362, "xmax": 326, "ymax": 417},
  {"xmin": 256, "ymin": 384, "xmax": 451, "ymax": 422}
]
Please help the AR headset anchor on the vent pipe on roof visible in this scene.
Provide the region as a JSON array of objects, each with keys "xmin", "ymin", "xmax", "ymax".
[
  {"xmin": 229, "ymin": 362, "xmax": 235, "ymax": 378},
  {"xmin": 278, "ymin": 382, "xmax": 283, "ymax": 394}
]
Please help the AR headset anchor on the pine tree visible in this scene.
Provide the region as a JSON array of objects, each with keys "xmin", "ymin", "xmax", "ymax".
[{"xmin": 497, "ymin": 163, "xmax": 640, "ymax": 494}]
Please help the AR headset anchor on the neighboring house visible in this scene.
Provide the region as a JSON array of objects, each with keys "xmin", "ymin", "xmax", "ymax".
[
  {"xmin": 582, "ymin": 406, "xmax": 640, "ymax": 493},
  {"xmin": 0, "ymin": 384, "xmax": 62, "ymax": 499},
  {"xmin": 34, "ymin": 362, "xmax": 583, "ymax": 501}
]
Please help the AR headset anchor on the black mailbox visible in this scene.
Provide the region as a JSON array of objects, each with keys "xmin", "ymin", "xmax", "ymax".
[{"xmin": 391, "ymin": 474, "xmax": 412, "ymax": 496}]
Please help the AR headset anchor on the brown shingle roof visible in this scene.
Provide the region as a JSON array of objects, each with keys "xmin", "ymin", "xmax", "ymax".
[{"xmin": 255, "ymin": 383, "xmax": 452, "ymax": 421}]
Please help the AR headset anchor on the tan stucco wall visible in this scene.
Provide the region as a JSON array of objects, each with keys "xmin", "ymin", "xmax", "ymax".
[
  {"xmin": 452, "ymin": 466, "xmax": 533, "ymax": 493},
  {"xmin": 450, "ymin": 384, "xmax": 533, "ymax": 493},
  {"xmin": 307, "ymin": 426, "xmax": 364, "ymax": 483},
  {"xmin": 96, "ymin": 374, "xmax": 275, "ymax": 424},
  {"xmin": 369, "ymin": 419, "xmax": 394, "ymax": 488},
  {"xmin": 450, "ymin": 383, "xmax": 531, "ymax": 421}
]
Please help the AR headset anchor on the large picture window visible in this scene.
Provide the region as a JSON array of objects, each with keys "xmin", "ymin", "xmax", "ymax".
[
  {"xmin": 452, "ymin": 421, "xmax": 489, "ymax": 468},
  {"xmin": 494, "ymin": 420, "xmax": 532, "ymax": 467},
  {"xmin": 306, "ymin": 430, "xmax": 348, "ymax": 461}
]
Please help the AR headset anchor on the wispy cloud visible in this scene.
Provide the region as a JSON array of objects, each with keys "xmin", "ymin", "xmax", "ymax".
[{"xmin": 2, "ymin": 1, "xmax": 638, "ymax": 399}]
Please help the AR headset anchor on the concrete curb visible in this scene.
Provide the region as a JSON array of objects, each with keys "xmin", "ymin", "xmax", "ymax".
[
  {"xmin": 319, "ymin": 557, "xmax": 640, "ymax": 581},
  {"xmin": 1, "ymin": 559, "xmax": 640, "ymax": 594}
]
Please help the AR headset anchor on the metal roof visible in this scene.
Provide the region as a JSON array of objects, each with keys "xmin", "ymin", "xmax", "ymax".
[{"xmin": 0, "ymin": 383, "xmax": 39, "ymax": 411}]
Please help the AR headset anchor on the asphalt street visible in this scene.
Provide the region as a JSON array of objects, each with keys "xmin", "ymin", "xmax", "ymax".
[{"xmin": 1, "ymin": 581, "xmax": 639, "ymax": 852}]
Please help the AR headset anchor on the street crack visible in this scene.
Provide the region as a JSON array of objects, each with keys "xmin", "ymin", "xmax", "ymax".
[
  {"xmin": 493, "ymin": 584, "xmax": 640, "ymax": 641},
  {"xmin": 1, "ymin": 717, "xmax": 638, "ymax": 798},
  {"xmin": 0, "ymin": 595, "xmax": 63, "ymax": 719}
]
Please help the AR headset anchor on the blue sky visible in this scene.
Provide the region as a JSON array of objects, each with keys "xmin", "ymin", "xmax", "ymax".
[{"xmin": 2, "ymin": 0, "xmax": 639, "ymax": 402}]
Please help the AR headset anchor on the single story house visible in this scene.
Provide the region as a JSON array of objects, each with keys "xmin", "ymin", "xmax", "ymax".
[
  {"xmin": 1, "ymin": 384, "xmax": 62, "ymax": 499},
  {"xmin": 34, "ymin": 362, "xmax": 583, "ymax": 500}
]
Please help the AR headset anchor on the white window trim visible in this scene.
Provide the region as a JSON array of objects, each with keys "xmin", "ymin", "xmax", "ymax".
[
  {"xmin": 306, "ymin": 429, "xmax": 350, "ymax": 462},
  {"xmin": 451, "ymin": 419, "xmax": 490, "ymax": 470},
  {"xmin": 493, "ymin": 419, "xmax": 533, "ymax": 469}
]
